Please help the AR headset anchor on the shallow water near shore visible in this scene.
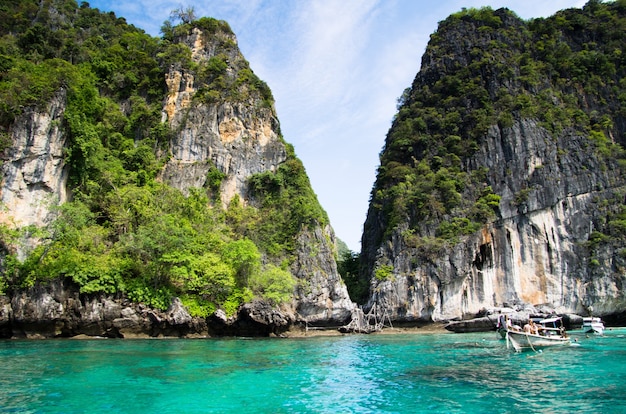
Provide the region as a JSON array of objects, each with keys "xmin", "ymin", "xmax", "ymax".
[{"xmin": 1, "ymin": 328, "xmax": 625, "ymax": 413}]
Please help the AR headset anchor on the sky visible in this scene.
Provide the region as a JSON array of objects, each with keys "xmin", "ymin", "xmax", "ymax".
[{"xmin": 88, "ymin": 0, "xmax": 587, "ymax": 251}]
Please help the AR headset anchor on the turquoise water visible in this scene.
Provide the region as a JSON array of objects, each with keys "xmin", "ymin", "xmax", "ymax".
[{"xmin": 1, "ymin": 329, "xmax": 625, "ymax": 413}]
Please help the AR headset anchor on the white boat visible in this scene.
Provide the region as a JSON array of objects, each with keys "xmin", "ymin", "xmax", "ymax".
[
  {"xmin": 505, "ymin": 317, "xmax": 571, "ymax": 352},
  {"xmin": 582, "ymin": 317, "xmax": 604, "ymax": 335}
]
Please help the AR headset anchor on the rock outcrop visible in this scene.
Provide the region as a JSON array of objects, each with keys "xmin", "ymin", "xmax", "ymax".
[
  {"xmin": 158, "ymin": 24, "xmax": 354, "ymax": 326},
  {"xmin": 0, "ymin": 9, "xmax": 353, "ymax": 337},
  {"xmin": 361, "ymin": 5, "xmax": 626, "ymax": 324},
  {"xmin": 208, "ymin": 301, "xmax": 294, "ymax": 337},
  {"xmin": 2, "ymin": 280, "xmax": 205, "ymax": 338},
  {"xmin": 292, "ymin": 225, "xmax": 354, "ymax": 324},
  {"xmin": 0, "ymin": 277, "xmax": 314, "ymax": 338},
  {"xmin": 160, "ymin": 27, "xmax": 286, "ymax": 208},
  {"xmin": 0, "ymin": 90, "xmax": 69, "ymax": 257}
]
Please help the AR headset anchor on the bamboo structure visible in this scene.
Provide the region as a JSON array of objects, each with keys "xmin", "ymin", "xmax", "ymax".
[{"xmin": 339, "ymin": 303, "xmax": 393, "ymax": 334}]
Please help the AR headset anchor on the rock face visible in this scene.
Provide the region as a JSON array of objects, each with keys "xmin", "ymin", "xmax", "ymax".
[
  {"xmin": 365, "ymin": 120, "xmax": 625, "ymax": 322},
  {"xmin": 361, "ymin": 5, "xmax": 626, "ymax": 323},
  {"xmin": 0, "ymin": 90, "xmax": 69, "ymax": 257},
  {"xmin": 0, "ymin": 280, "xmax": 306, "ymax": 339},
  {"xmin": 2, "ymin": 280, "xmax": 206, "ymax": 338},
  {"xmin": 292, "ymin": 225, "xmax": 354, "ymax": 324},
  {"xmin": 160, "ymin": 27, "xmax": 286, "ymax": 208}
]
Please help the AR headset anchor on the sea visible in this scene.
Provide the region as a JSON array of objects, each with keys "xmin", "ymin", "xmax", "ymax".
[{"xmin": 1, "ymin": 328, "xmax": 625, "ymax": 414}]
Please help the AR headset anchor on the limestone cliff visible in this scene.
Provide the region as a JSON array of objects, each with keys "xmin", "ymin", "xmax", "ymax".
[
  {"xmin": 158, "ymin": 24, "xmax": 353, "ymax": 325},
  {"xmin": 160, "ymin": 27, "xmax": 285, "ymax": 208},
  {"xmin": 0, "ymin": 90, "xmax": 69, "ymax": 257},
  {"xmin": 361, "ymin": 4, "xmax": 626, "ymax": 323},
  {"xmin": 0, "ymin": 3, "xmax": 352, "ymax": 337}
]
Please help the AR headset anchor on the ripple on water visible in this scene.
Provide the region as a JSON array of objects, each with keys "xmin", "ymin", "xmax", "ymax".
[{"xmin": 0, "ymin": 331, "xmax": 625, "ymax": 413}]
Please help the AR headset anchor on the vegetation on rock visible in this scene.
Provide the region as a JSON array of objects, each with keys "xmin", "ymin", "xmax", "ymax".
[
  {"xmin": 336, "ymin": 240, "xmax": 365, "ymax": 303},
  {"xmin": 365, "ymin": 0, "xmax": 626, "ymax": 254},
  {"xmin": 0, "ymin": 0, "xmax": 325, "ymax": 317}
]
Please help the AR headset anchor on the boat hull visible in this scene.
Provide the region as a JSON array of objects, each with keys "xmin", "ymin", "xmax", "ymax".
[
  {"xmin": 582, "ymin": 317, "xmax": 604, "ymax": 335},
  {"xmin": 506, "ymin": 331, "xmax": 570, "ymax": 352},
  {"xmin": 583, "ymin": 326, "xmax": 604, "ymax": 335}
]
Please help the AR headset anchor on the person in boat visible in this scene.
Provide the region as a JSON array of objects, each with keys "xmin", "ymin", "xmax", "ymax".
[
  {"xmin": 530, "ymin": 320, "xmax": 539, "ymax": 335},
  {"xmin": 523, "ymin": 320, "xmax": 539, "ymax": 335}
]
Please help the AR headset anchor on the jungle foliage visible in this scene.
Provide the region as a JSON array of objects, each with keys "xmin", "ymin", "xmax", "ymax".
[
  {"xmin": 336, "ymin": 240, "xmax": 366, "ymax": 303},
  {"xmin": 0, "ymin": 0, "xmax": 319, "ymax": 315},
  {"xmin": 370, "ymin": 0, "xmax": 626, "ymax": 251}
]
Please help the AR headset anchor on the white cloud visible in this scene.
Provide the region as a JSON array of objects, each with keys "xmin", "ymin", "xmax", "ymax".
[{"xmin": 286, "ymin": 1, "xmax": 380, "ymax": 107}]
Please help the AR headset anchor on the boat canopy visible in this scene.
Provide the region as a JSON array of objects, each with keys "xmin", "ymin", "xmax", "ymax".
[{"xmin": 539, "ymin": 317, "xmax": 562, "ymax": 324}]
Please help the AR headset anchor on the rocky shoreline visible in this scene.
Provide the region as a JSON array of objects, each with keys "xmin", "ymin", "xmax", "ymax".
[
  {"xmin": 0, "ymin": 279, "xmax": 455, "ymax": 339},
  {"xmin": 3, "ymin": 281, "xmax": 623, "ymax": 339},
  {"xmin": 0, "ymin": 280, "xmax": 307, "ymax": 339}
]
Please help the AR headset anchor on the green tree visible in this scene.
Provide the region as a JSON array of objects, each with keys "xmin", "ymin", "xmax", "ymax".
[
  {"xmin": 249, "ymin": 264, "xmax": 295, "ymax": 305},
  {"xmin": 223, "ymin": 238, "xmax": 261, "ymax": 287}
]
